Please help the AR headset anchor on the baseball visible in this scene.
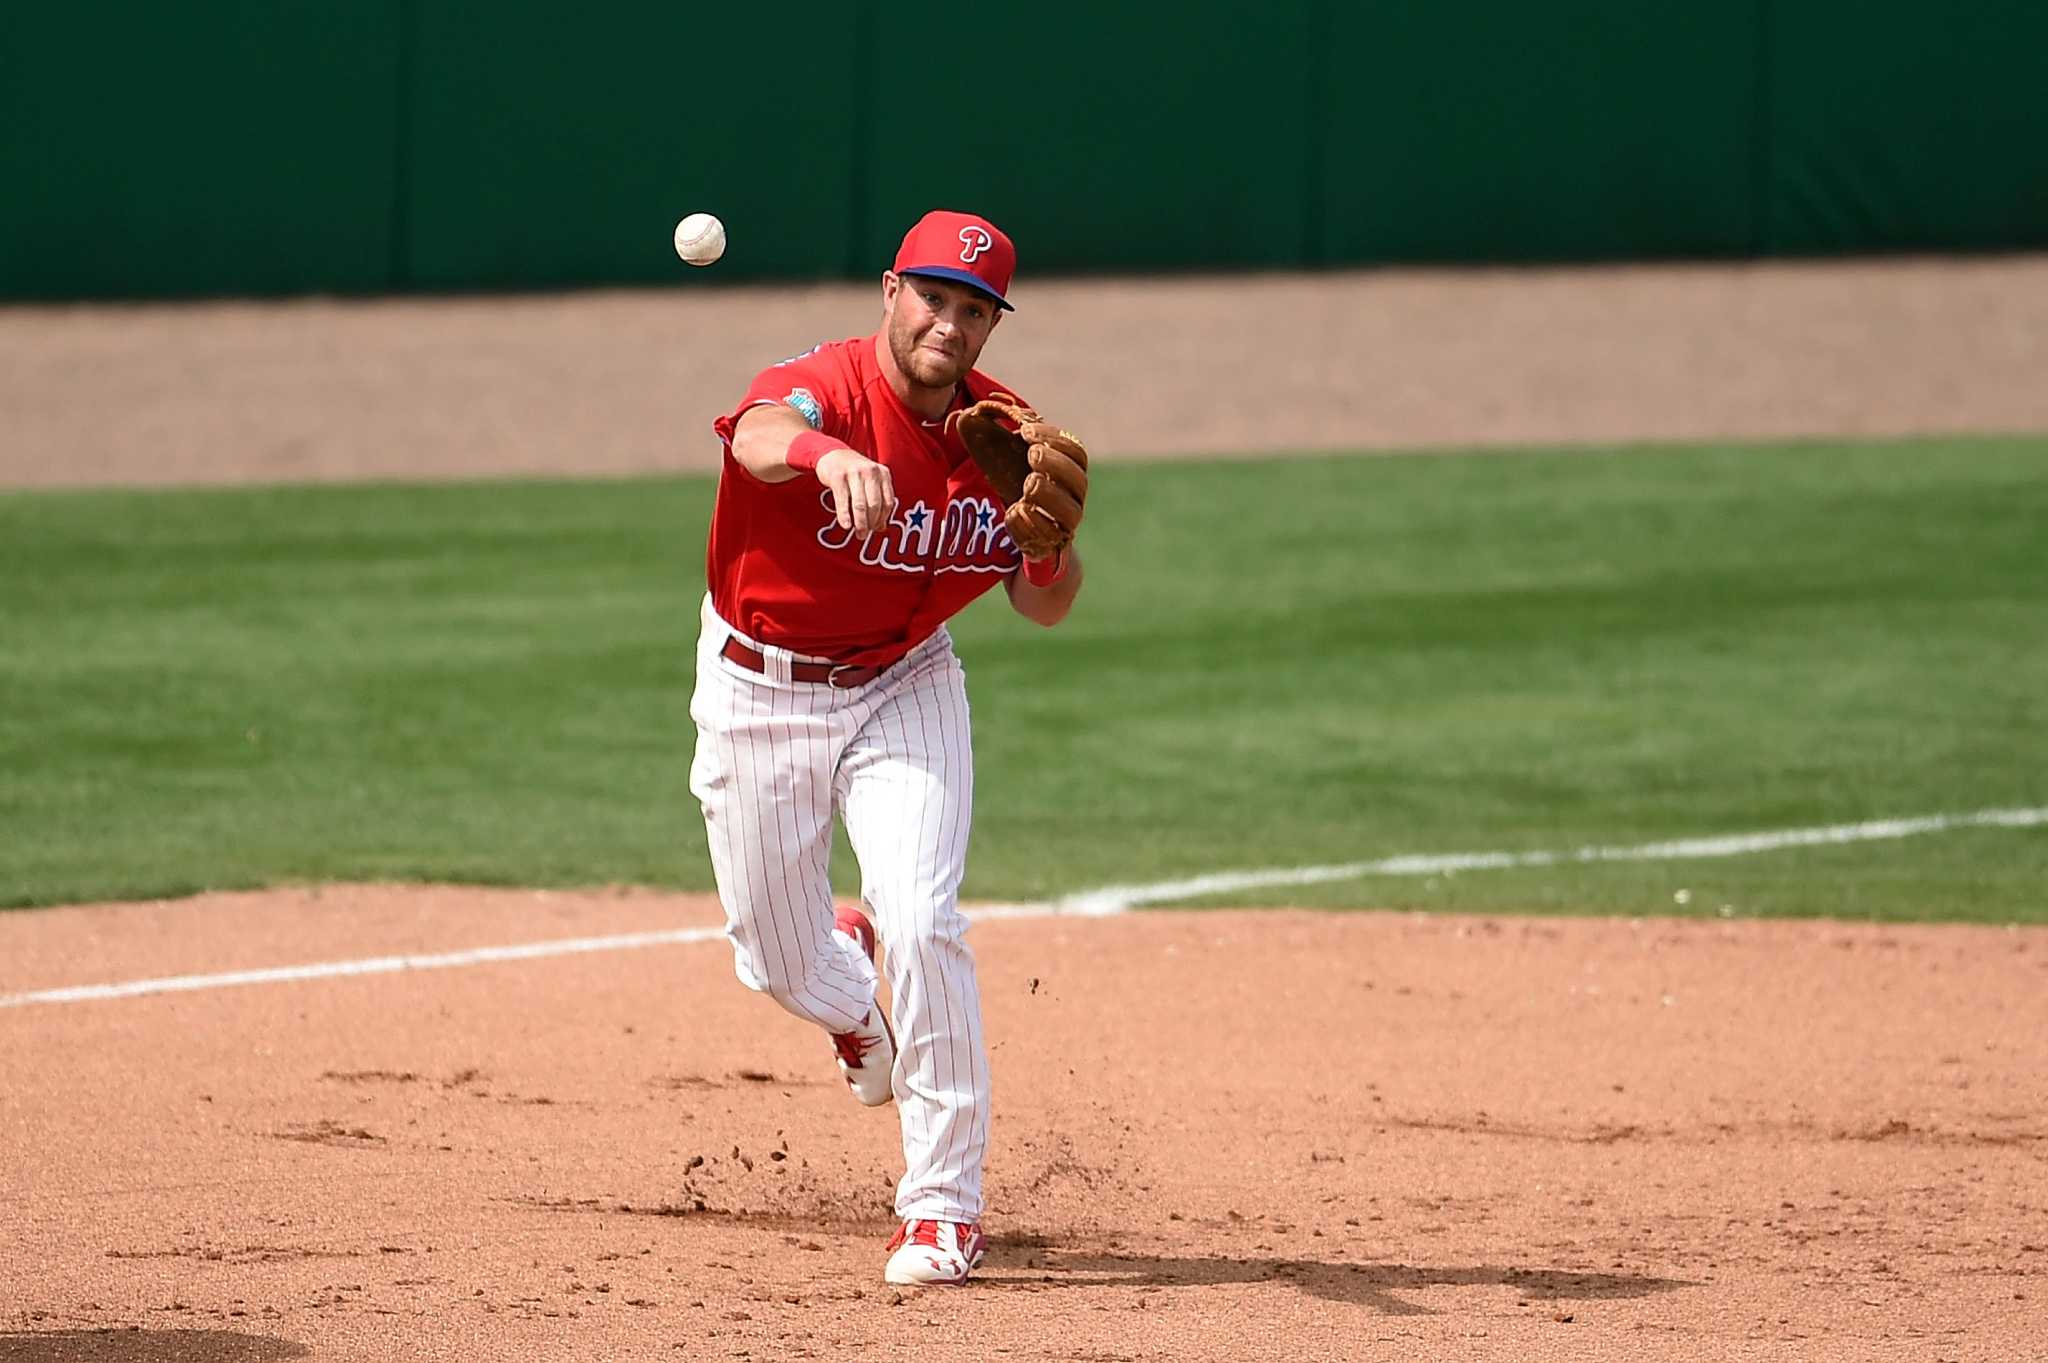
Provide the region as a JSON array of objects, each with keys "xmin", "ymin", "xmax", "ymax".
[{"xmin": 673, "ymin": 212, "xmax": 726, "ymax": 267}]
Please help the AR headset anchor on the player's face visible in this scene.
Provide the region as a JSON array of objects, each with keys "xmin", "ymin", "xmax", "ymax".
[{"xmin": 883, "ymin": 272, "xmax": 1002, "ymax": 390}]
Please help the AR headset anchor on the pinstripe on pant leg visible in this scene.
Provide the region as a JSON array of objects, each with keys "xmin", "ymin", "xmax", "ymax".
[
  {"xmin": 690, "ymin": 622, "xmax": 876, "ymax": 1033},
  {"xmin": 837, "ymin": 636, "xmax": 988, "ymax": 1222}
]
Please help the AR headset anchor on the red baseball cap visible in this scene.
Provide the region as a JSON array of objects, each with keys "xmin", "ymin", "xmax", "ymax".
[{"xmin": 893, "ymin": 209, "xmax": 1017, "ymax": 311}]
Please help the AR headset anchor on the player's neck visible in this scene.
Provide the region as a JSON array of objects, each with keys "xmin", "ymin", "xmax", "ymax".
[{"xmin": 874, "ymin": 332, "xmax": 957, "ymax": 422}]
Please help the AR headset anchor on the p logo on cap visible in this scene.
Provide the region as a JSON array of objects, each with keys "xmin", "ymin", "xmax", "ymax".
[{"xmin": 894, "ymin": 210, "xmax": 1016, "ymax": 310}]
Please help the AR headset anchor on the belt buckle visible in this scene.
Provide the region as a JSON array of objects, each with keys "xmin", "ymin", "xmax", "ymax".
[{"xmin": 827, "ymin": 664, "xmax": 865, "ymax": 690}]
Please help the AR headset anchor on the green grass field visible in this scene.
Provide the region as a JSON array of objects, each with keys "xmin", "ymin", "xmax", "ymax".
[{"xmin": 2, "ymin": 436, "xmax": 2043, "ymax": 920}]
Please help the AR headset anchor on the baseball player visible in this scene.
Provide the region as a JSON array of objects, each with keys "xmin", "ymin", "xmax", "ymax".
[{"xmin": 688, "ymin": 209, "xmax": 1089, "ymax": 1286}]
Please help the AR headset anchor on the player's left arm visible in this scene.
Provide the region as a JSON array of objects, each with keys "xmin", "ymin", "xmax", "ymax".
[{"xmin": 1004, "ymin": 546, "xmax": 1084, "ymax": 627}]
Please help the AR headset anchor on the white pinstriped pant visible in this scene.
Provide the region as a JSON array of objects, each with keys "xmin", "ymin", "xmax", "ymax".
[{"xmin": 688, "ymin": 596, "xmax": 990, "ymax": 1223}]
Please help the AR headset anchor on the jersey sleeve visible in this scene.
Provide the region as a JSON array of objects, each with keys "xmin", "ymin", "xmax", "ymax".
[{"xmin": 712, "ymin": 341, "xmax": 860, "ymax": 449}]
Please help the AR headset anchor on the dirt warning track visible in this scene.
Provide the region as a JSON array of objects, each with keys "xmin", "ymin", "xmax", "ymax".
[{"xmin": 6, "ymin": 255, "xmax": 2048, "ymax": 491}]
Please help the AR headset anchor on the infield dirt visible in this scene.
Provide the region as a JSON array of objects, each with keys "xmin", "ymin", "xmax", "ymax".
[
  {"xmin": 2, "ymin": 261, "xmax": 2046, "ymax": 1361},
  {"xmin": 4, "ymin": 887, "xmax": 2046, "ymax": 1362}
]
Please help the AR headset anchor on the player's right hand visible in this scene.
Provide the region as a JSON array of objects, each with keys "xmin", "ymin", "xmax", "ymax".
[{"xmin": 816, "ymin": 448, "xmax": 898, "ymax": 537}]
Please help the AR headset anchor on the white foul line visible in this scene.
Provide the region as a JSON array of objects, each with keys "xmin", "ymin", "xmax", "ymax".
[
  {"xmin": 1051, "ymin": 805, "xmax": 2048, "ymax": 914},
  {"xmin": 2, "ymin": 805, "xmax": 2041, "ymax": 1009},
  {"xmin": 0, "ymin": 927, "xmax": 727, "ymax": 1009}
]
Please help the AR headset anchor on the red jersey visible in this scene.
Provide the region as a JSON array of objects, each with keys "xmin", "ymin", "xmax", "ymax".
[{"xmin": 708, "ymin": 334, "xmax": 1027, "ymax": 666}]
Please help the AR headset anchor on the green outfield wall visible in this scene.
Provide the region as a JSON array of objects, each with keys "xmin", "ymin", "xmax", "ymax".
[
  {"xmin": 4, "ymin": 0, "xmax": 2045, "ymax": 298},
  {"xmin": 1, "ymin": 4, "xmax": 404, "ymax": 296}
]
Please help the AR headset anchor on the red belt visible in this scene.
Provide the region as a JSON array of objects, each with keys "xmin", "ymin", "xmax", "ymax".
[{"xmin": 720, "ymin": 635, "xmax": 883, "ymax": 689}]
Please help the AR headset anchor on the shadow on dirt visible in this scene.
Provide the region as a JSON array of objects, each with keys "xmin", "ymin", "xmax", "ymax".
[
  {"xmin": 987, "ymin": 1242, "xmax": 1692, "ymax": 1315},
  {"xmin": 0, "ymin": 1331, "xmax": 307, "ymax": 1363},
  {"xmin": 529, "ymin": 1196, "xmax": 899, "ymax": 1235}
]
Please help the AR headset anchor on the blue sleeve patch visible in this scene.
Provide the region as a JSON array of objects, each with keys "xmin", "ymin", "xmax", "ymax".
[{"xmin": 783, "ymin": 387, "xmax": 824, "ymax": 430}]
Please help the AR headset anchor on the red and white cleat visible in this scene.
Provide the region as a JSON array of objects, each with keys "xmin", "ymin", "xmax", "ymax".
[
  {"xmin": 830, "ymin": 904, "xmax": 895, "ymax": 1107},
  {"xmin": 884, "ymin": 1220, "xmax": 988, "ymax": 1286}
]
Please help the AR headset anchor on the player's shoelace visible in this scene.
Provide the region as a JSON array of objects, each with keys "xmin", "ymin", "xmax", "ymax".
[{"xmin": 889, "ymin": 1221, "xmax": 986, "ymax": 1258}]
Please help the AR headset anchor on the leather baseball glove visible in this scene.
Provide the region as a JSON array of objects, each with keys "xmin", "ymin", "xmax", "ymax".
[{"xmin": 948, "ymin": 394, "xmax": 1089, "ymax": 560}]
